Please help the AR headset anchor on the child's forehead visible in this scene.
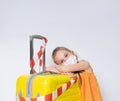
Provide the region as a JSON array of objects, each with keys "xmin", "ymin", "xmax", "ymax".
[
  {"xmin": 56, "ymin": 49, "xmax": 69, "ymax": 54},
  {"xmin": 55, "ymin": 50, "xmax": 70, "ymax": 59},
  {"xmin": 55, "ymin": 50, "xmax": 68, "ymax": 58}
]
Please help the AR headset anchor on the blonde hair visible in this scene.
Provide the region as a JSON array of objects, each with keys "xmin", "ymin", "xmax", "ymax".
[{"xmin": 52, "ymin": 46, "xmax": 72, "ymax": 63}]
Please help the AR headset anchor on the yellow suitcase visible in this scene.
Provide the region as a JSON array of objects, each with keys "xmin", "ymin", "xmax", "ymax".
[
  {"xmin": 16, "ymin": 72, "xmax": 82, "ymax": 101},
  {"xmin": 16, "ymin": 35, "xmax": 82, "ymax": 101}
]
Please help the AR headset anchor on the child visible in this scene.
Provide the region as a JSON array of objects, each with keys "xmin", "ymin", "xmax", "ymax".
[{"xmin": 46, "ymin": 46, "xmax": 102, "ymax": 101}]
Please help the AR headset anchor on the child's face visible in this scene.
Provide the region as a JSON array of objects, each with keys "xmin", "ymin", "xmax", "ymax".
[{"xmin": 54, "ymin": 50, "xmax": 72, "ymax": 65}]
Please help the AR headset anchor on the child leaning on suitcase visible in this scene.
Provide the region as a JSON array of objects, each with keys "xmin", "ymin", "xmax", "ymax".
[
  {"xmin": 45, "ymin": 46, "xmax": 93, "ymax": 74},
  {"xmin": 45, "ymin": 46, "xmax": 102, "ymax": 101}
]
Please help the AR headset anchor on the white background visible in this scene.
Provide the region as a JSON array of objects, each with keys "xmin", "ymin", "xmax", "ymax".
[{"xmin": 0, "ymin": 0, "xmax": 120, "ymax": 101}]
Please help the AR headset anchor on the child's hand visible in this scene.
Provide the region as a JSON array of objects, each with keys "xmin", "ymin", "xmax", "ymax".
[
  {"xmin": 55, "ymin": 65, "xmax": 69, "ymax": 73},
  {"xmin": 45, "ymin": 65, "xmax": 60, "ymax": 73},
  {"xmin": 55, "ymin": 65, "xmax": 64, "ymax": 72}
]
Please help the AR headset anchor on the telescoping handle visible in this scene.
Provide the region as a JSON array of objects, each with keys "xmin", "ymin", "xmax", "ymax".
[{"xmin": 30, "ymin": 35, "xmax": 48, "ymax": 74}]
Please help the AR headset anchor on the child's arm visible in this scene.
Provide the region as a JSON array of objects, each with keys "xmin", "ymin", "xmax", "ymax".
[
  {"xmin": 45, "ymin": 65, "xmax": 60, "ymax": 73},
  {"xmin": 56, "ymin": 60, "xmax": 93, "ymax": 73},
  {"xmin": 45, "ymin": 65, "xmax": 74, "ymax": 77}
]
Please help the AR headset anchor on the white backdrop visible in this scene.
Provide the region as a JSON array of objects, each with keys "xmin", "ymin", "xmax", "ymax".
[{"xmin": 0, "ymin": 0, "xmax": 120, "ymax": 101}]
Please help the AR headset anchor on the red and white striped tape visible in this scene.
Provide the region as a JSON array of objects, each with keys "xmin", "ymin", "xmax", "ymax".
[
  {"xmin": 30, "ymin": 37, "xmax": 48, "ymax": 73},
  {"xmin": 16, "ymin": 76, "xmax": 78, "ymax": 101}
]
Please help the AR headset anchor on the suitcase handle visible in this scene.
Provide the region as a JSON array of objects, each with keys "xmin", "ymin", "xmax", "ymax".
[{"xmin": 30, "ymin": 35, "xmax": 48, "ymax": 74}]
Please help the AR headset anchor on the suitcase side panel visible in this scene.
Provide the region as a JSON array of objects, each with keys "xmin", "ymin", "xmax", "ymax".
[
  {"xmin": 16, "ymin": 75, "xmax": 30, "ymax": 97},
  {"xmin": 32, "ymin": 74, "xmax": 71, "ymax": 97}
]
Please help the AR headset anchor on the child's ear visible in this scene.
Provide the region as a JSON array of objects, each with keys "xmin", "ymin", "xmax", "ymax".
[{"xmin": 71, "ymin": 51, "xmax": 79, "ymax": 62}]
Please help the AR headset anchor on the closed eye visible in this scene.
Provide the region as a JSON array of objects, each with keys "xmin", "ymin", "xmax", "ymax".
[{"xmin": 65, "ymin": 53, "xmax": 68, "ymax": 57}]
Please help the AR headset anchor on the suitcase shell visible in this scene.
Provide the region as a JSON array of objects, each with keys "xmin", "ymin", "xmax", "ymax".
[{"xmin": 16, "ymin": 73, "xmax": 82, "ymax": 101}]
